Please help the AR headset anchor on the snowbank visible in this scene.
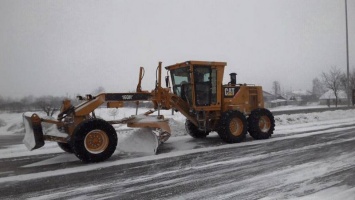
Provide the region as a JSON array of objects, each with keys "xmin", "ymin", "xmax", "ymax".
[
  {"xmin": 0, "ymin": 112, "xmax": 26, "ymax": 135},
  {"xmin": 274, "ymin": 109, "xmax": 355, "ymax": 126},
  {"xmin": 0, "ymin": 107, "xmax": 354, "ymax": 137}
]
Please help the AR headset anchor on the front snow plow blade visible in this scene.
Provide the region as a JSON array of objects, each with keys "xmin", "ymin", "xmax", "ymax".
[
  {"xmin": 127, "ymin": 115, "xmax": 171, "ymax": 144},
  {"xmin": 117, "ymin": 128, "xmax": 160, "ymax": 154},
  {"xmin": 22, "ymin": 112, "xmax": 45, "ymax": 150},
  {"xmin": 116, "ymin": 115, "xmax": 171, "ymax": 154}
]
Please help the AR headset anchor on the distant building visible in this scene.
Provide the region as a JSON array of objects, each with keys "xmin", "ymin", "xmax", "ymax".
[
  {"xmin": 263, "ymin": 91, "xmax": 276, "ymax": 102},
  {"xmin": 270, "ymin": 98, "xmax": 287, "ymax": 107},
  {"xmin": 263, "ymin": 91, "xmax": 288, "ymax": 108},
  {"xmin": 289, "ymin": 90, "xmax": 312, "ymax": 100},
  {"xmin": 287, "ymin": 90, "xmax": 314, "ymax": 105},
  {"xmin": 319, "ymin": 90, "xmax": 347, "ymax": 105}
]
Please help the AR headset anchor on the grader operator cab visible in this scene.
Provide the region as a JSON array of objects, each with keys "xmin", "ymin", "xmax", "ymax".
[{"xmin": 23, "ymin": 61, "xmax": 275, "ymax": 163}]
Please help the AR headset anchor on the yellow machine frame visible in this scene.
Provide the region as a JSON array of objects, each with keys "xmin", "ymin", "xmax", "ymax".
[{"xmin": 23, "ymin": 60, "xmax": 275, "ymax": 163}]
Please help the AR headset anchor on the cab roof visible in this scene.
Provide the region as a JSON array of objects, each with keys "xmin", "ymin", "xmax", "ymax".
[{"xmin": 165, "ymin": 60, "xmax": 227, "ymax": 70}]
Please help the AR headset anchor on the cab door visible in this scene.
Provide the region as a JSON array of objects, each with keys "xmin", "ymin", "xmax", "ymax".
[{"xmin": 193, "ymin": 66, "xmax": 217, "ymax": 107}]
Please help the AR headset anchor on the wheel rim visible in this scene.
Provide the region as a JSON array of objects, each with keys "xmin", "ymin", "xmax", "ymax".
[
  {"xmin": 84, "ymin": 130, "xmax": 109, "ymax": 154},
  {"xmin": 259, "ymin": 115, "xmax": 271, "ymax": 133},
  {"xmin": 229, "ymin": 118, "xmax": 243, "ymax": 136}
]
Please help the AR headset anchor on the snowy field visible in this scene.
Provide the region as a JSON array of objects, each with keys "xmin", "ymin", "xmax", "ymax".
[
  {"xmin": 0, "ymin": 106, "xmax": 355, "ymax": 199},
  {"xmin": 1, "ymin": 105, "xmax": 354, "ymax": 136}
]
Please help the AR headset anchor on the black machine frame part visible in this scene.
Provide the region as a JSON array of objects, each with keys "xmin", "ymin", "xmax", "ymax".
[{"xmin": 185, "ymin": 119, "xmax": 209, "ymax": 138}]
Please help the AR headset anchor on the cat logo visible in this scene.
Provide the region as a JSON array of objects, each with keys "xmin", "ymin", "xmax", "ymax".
[
  {"xmin": 224, "ymin": 87, "xmax": 238, "ymax": 97},
  {"xmin": 122, "ymin": 95, "xmax": 133, "ymax": 100}
]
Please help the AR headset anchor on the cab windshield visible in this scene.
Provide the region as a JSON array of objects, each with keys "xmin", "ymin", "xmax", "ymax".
[{"xmin": 170, "ymin": 67, "xmax": 190, "ymax": 99}]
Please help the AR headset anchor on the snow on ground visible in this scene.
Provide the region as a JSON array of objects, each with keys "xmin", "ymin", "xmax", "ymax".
[
  {"xmin": 296, "ymin": 186, "xmax": 355, "ymax": 200},
  {"xmin": 1, "ymin": 106, "xmax": 354, "ymax": 137},
  {"xmin": 2, "ymin": 125, "xmax": 355, "ymax": 199},
  {"xmin": 0, "ymin": 112, "xmax": 25, "ymax": 135},
  {"xmin": 1, "ymin": 107, "xmax": 355, "ymax": 153},
  {"xmin": 0, "ymin": 106, "xmax": 355, "ymax": 199},
  {"xmin": 268, "ymin": 104, "xmax": 347, "ymax": 111},
  {"xmin": 0, "ymin": 142, "xmax": 63, "ymax": 160},
  {"xmin": 2, "ymin": 125, "xmax": 354, "ymax": 185},
  {"xmin": 0, "ymin": 106, "xmax": 354, "ymax": 160},
  {"xmin": 274, "ymin": 109, "xmax": 355, "ymax": 126}
]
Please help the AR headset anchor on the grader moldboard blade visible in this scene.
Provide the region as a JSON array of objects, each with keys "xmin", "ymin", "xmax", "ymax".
[
  {"xmin": 116, "ymin": 114, "xmax": 171, "ymax": 154},
  {"xmin": 22, "ymin": 112, "xmax": 45, "ymax": 151}
]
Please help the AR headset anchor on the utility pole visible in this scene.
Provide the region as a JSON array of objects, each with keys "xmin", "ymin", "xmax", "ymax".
[{"xmin": 345, "ymin": 0, "xmax": 351, "ymax": 107}]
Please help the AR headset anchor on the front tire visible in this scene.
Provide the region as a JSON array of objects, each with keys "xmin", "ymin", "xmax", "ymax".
[
  {"xmin": 72, "ymin": 118, "xmax": 117, "ymax": 163},
  {"xmin": 248, "ymin": 108, "xmax": 275, "ymax": 140},
  {"xmin": 185, "ymin": 119, "xmax": 209, "ymax": 138},
  {"xmin": 57, "ymin": 142, "xmax": 73, "ymax": 153},
  {"xmin": 217, "ymin": 110, "xmax": 247, "ymax": 143}
]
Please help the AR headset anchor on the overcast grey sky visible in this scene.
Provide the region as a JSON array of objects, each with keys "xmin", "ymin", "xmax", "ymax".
[{"xmin": 1, "ymin": 0, "xmax": 354, "ymax": 98}]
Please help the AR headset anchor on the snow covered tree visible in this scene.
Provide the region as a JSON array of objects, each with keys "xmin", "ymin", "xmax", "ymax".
[{"xmin": 322, "ymin": 66, "xmax": 343, "ymax": 107}]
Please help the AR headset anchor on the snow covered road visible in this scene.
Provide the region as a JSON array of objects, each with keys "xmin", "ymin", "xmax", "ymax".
[{"xmin": 1, "ymin": 124, "xmax": 355, "ymax": 199}]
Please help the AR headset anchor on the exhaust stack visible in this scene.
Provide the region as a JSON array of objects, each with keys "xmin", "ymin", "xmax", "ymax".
[{"xmin": 229, "ymin": 73, "xmax": 237, "ymax": 85}]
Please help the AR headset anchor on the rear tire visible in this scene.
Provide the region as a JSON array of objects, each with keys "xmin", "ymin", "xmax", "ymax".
[
  {"xmin": 217, "ymin": 110, "xmax": 247, "ymax": 143},
  {"xmin": 248, "ymin": 108, "xmax": 275, "ymax": 140},
  {"xmin": 57, "ymin": 142, "xmax": 73, "ymax": 153},
  {"xmin": 72, "ymin": 118, "xmax": 117, "ymax": 163},
  {"xmin": 185, "ymin": 119, "xmax": 209, "ymax": 138}
]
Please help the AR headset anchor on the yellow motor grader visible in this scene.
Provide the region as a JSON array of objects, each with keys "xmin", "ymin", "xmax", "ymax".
[{"xmin": 23, "ymin": 61, "xmax": 275, "ymax": 163}]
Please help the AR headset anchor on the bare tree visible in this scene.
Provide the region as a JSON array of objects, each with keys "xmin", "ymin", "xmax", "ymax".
[
  {"xmin": 339, "ymin": 69, "xmax": 355, "ymax": 105},
  {"xmin": 35, "ymin": 96, "xmax": 62, "ymax": 116},
  {"xmin": 108, "ymin": 108, "xmax": 119, "ymax": 120},
  {"xmin": 350, "ymin": 69, "xmax": 355, "ymax": 91},
  {"xmin": 272, "ymin": 81, "xmax": 281, "ymax": 96},
  {"xmin": 322, "ymin": 66, "xmax": 343, "ymax": 107},
  {"xmin": 349, "ymin": 69, "xmax": 355, "ymax": 105},
  {"xmin": 312, "ymin": 78, "xmax": 326, "ymax": 99},
  {"xmin": 20, "ymin": 95, "xmax": 35, "ymax": 111}
]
